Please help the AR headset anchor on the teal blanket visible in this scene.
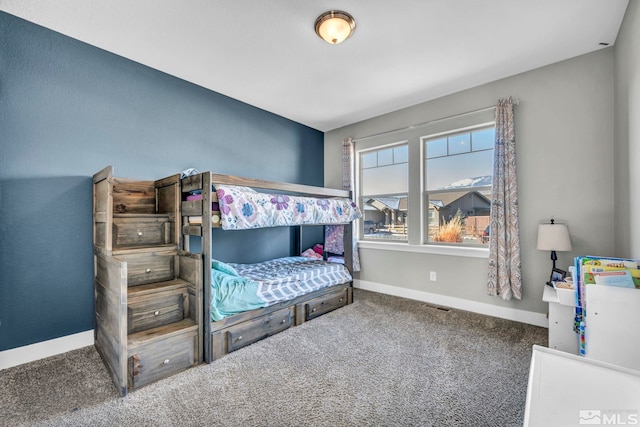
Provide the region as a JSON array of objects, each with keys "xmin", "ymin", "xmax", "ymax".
[{"xmin": 210, "ymin": 269, "xmax": 264, "ymax": 321}]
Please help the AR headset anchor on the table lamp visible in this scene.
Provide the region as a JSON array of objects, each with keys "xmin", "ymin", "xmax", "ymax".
[{"xmin": 537, "ymin": 219, "xmax": 572, "ymax": 286}]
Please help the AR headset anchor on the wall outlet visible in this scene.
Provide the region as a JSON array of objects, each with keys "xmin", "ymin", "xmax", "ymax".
[{"xmin": 429, "ymin": 271, "xmax": 437, "ymax": 281}]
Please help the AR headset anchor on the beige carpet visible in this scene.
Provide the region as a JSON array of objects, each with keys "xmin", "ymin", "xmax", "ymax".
[{"xmin": 0, "ymin": 289, "xmax": 547, "ymax": 426}]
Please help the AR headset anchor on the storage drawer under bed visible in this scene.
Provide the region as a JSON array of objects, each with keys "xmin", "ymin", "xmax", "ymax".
[
  {"xmin": 223, "ymin": 306, "xmax": 294, "ymax": 353},
  {"xmin": 303, "ymin": 287, "xmax": 350, "ymax": 321}
]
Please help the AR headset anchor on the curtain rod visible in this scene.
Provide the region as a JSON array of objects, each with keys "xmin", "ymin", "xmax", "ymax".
[{"xmin": 352, "ymin": 105, "xmax": 497, "ymax": 143}]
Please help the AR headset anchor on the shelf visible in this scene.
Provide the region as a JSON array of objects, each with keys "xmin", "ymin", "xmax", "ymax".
[
  {"xmin": 113, "ymin": 213, "xmax": 173, "ymax": 219},
  {"xmin": 542, "ymin": 285, "xmax": 559, "ymax": 304},
  {"xmin": 111, "ymin": 245, "xmax": 177, "ymax": 256},
  {"xmin": 127, "ymin": 278, "xmax": 190, "ymax": 297}
]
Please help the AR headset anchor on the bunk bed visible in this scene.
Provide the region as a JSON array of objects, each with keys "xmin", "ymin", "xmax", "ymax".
[{"xmin": 180, "ymin": 172, "xmax": 361, "ymax": 363}]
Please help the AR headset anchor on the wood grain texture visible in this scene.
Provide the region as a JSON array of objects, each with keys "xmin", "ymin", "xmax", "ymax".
[
  {"xmin": 112, "ymin": 215, "xmax": 173, "ymax": 249},
  {"xmin": 112, "ymin": 179, "xmax": 156, "ymax": 214},
  {"xmin": 127, "ymin": 329, "xmax": 196, "ymax": 389},
  {"xmin": 94, "ymin": 251, "xmax": 127, "ymax": 396},
  {"xmin": 93, "ymin": 167, "xmax": 203, "ymax": 395},
  {"xmin": 211, "ymin": 173, "xmax": 349, "ymax": 198}
]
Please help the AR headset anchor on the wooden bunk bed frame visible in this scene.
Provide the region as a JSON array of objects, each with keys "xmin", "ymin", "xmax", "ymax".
[{"xmin": 180, "ymin": 172, "xmax": 355, "ymax": 363}]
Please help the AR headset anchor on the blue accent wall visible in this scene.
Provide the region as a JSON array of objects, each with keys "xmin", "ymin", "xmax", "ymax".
[{"xmin": 0, "ymin": 12, "xmax": 324, "ymax": 351}]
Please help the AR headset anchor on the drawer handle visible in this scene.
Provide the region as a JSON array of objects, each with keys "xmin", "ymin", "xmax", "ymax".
[
  {"xmin": 237, "ymin": 335, "xmax": 243, "ymax": 341},
  {"xmin": 312, "ymin": 308, "xmax": 317, "ymax": 312},
  {"xmin": 137, "ymin": 231, "xmax": 144, "ymax": 236},
  {"xmin": 145, "ymin": 268, "xmax": 152, "ymax": 273},
  {"xmin": 281, "ymin": 319, "xmax": 287, "ymax": 324},
  {"xmin": 163, "ymin": 359, "xmax": 170, "ymax": 365},
  {"xmin": 339, "ymin": 298, "xmax": 343, "ymax": 302},
  {"xmin": 154, "ymin": 310, "xmax": 159, "ymax": 316}
]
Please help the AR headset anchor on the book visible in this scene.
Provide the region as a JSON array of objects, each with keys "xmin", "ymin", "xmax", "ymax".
[{"xmin": 592, "ymin": 270, "xmax": 635, "ymax": 288}]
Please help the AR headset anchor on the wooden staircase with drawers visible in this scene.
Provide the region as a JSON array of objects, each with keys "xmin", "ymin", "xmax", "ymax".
[{"xmin": 92, "ymin": 166, "xmax": 202, "ymax": 396}]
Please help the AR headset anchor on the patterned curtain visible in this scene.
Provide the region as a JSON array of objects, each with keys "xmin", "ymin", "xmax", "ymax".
[
  {"xmin": 324, "ymin": 138, "xmax": 361, "ymax": 271},
  {"xmin": 487, "ymin": 97, "xmax": 521, "ymax": 300}
]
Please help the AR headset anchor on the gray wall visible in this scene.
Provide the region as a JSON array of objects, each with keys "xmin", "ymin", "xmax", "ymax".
[
  {"xmin": 325, "ymin": 48, "xmax": 616, "ymax": 316},
  {"xmin": 614, "ymin": 1, "xmax": 640, "ymax": 259},
  {"xmin": 0, "ymin": 12, "xmax": 324, "ymax": 351}
]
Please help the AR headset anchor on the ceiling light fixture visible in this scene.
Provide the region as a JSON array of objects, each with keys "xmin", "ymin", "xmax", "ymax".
[{"xmin": 315, "ymin": 10, "xmax": 356, "ymax": 45}]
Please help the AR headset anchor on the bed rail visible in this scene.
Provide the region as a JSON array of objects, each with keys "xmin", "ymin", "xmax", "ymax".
[{"xmin": 211, "ymin": 173, "xmax": 350, "ymax": 198}]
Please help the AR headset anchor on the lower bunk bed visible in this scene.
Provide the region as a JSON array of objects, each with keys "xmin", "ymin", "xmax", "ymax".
[
  {"xmin": 209, "ymin": 257, "xmax": 353, "ymax": 360},
  {"xmin": 180, "ymin": 171, "xmax": 360, "ymax": 363}
]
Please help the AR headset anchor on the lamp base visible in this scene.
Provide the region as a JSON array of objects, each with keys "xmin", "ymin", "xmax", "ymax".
[{"xmin": 546, "ymin": 250, "xmax": 558, "ymax": 287}]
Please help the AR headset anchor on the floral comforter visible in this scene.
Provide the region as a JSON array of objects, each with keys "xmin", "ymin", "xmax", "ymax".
[{"xmin": 215, "ymin": 184, "xmax": 362, "ymax": 230}]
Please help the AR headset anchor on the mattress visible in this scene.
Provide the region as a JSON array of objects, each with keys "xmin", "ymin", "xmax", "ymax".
[{"xmin": 210, "ymin": 256, "xmax": 352, "ymax": 321}]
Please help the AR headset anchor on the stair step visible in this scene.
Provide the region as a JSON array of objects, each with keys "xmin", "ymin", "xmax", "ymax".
[{"xmin": 128, "ymin": 318, "xmax": 198, "ymax": 349}]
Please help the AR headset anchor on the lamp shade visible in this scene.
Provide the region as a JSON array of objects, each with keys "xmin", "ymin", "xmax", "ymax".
[
  {"xmin": 537, "ymin": 222, "xmax": 572, "ymax": 251},
  {"xmin": 315, "ymin": 11, "xmax": 356, "ymax": 44}
]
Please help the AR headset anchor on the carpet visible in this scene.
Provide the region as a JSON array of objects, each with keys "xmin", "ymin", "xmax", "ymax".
[{"xmin": 0, "ymin": 289, "xmax": 547, "ymax": 426}]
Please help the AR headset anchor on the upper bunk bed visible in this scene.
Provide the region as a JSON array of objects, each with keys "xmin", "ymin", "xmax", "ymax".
[{"xmin": 180, "ymin": 172, "xmax": 360, "ymax": 363}]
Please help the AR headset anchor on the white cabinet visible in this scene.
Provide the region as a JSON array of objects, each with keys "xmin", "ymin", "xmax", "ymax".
[
  {"xmin": 584, "ymin": 285, "xmax": 640, "ymax": 370},
  {"xmin": 542, "ymin": 285, "xmax": 578, "ymax": 354}
]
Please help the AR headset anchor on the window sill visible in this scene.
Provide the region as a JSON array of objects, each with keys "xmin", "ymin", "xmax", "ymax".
[{"xmin": 357, "ymin": 240, "xmax": 489, "ymax": 258}]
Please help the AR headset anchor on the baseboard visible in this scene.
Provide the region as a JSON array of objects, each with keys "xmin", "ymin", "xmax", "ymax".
[
  {"xmin": 0, "ymin": 330, "xmax": 94, "ymax": 370},
  {"xmin": 0, "ymin": 282, "xmax": 547, "ymax": 369},
  {"xmin": 354, "ymin": 279, "xmax": 548, "ymax": 328}
]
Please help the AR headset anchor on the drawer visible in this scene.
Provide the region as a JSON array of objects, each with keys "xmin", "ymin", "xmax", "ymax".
[
  {"xmin": 305, "ymin": 288, "xmax": 349, "ymax": 321},
  {"xmin": 113, "ymin": 216, "xmax": 172, "ymax": 249},
  {"xmin": 128, "ymin": 287, "xmax": 187, "ymax": 334},
  {"xmin": 128, "ymin": 329, "xmax": 196, "ymax": 390},
  {"xmin": 226, "ymin": 307, "xmax": 293, "ymax": 353},
  {"xmin": 117, "ymin": 252, "xmax": 175, "ymax": 286}
]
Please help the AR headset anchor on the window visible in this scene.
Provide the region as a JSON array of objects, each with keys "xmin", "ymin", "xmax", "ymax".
[
  {"xmin": 423, "ymin": 126, "xmax": 494, "ymax": 246},
  {"xmin": 360, "ymin": 143, "xmax": 408, "ymax": 241}
]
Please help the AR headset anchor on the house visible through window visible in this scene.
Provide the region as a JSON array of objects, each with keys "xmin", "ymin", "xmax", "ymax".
[
  {"xmin": 423, "ymin": 125, "xmax": 495, "ymax": 246},
  {"xmin": 360, "ymin": 143, "xmax": 408, "ymax": 241}
]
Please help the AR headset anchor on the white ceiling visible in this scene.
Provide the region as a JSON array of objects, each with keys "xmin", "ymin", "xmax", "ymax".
[{"xmin": 0, "ymin": 0, "xmax": 629, "ymax": 131}]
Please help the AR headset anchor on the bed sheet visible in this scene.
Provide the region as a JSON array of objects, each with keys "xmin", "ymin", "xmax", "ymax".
[{"xmin": 210, "ymin": 256, "xmax": 352, "ymax": 321}]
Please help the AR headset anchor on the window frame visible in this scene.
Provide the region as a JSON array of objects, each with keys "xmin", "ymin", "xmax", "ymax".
[{"xmin": 353, "ymin": 108, "xmax": 495, "ymax": 258}]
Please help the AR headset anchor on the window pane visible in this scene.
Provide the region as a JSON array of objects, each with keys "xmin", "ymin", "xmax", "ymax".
[
  {"xmin": 472, "ymin": 127, "xmax": 495, "ymax": 151},
  {"xmin": 426, "ymin": 138, "xmax": 447, "ymax": 159},
  {"xmin": 361, "ymin": 152, "xmax": 377, "ymax": 169},
  {"xmin": 448, "ymin": 133, "xmax": 470, "ymax": 155},
  {"xmin": 377, "ymin": 148, "xmax": 393, "ymax": 166},
  {"xmin": 393, "ymin": 145, "xmax": 408, "ymax": 164},
  {"xmin": 360, "ymin": 144, "xmax": 408, "ymax": 241},
  {"xmin": 362, "ymin": 194, "xmax": 408, "ymax": 241},
  {"xmin": 423, "ymin": 127, "xmax": 494, "ymax": 246},
  {"xmin": 426, "ymin": 150, "xmax": 493, "ymax": 191},
  {"xmin": 363, "ymin": 163, "xmax": 408, "ymax": 195}
]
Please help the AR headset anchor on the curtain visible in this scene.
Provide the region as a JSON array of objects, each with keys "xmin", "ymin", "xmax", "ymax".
[
  {"xmin": 487, "ymin": 97, "xmax": 521, "ymax": 300},
  {"xmin": 324, "ymin": 138, "xmax": 361, "ymax": 271}
]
